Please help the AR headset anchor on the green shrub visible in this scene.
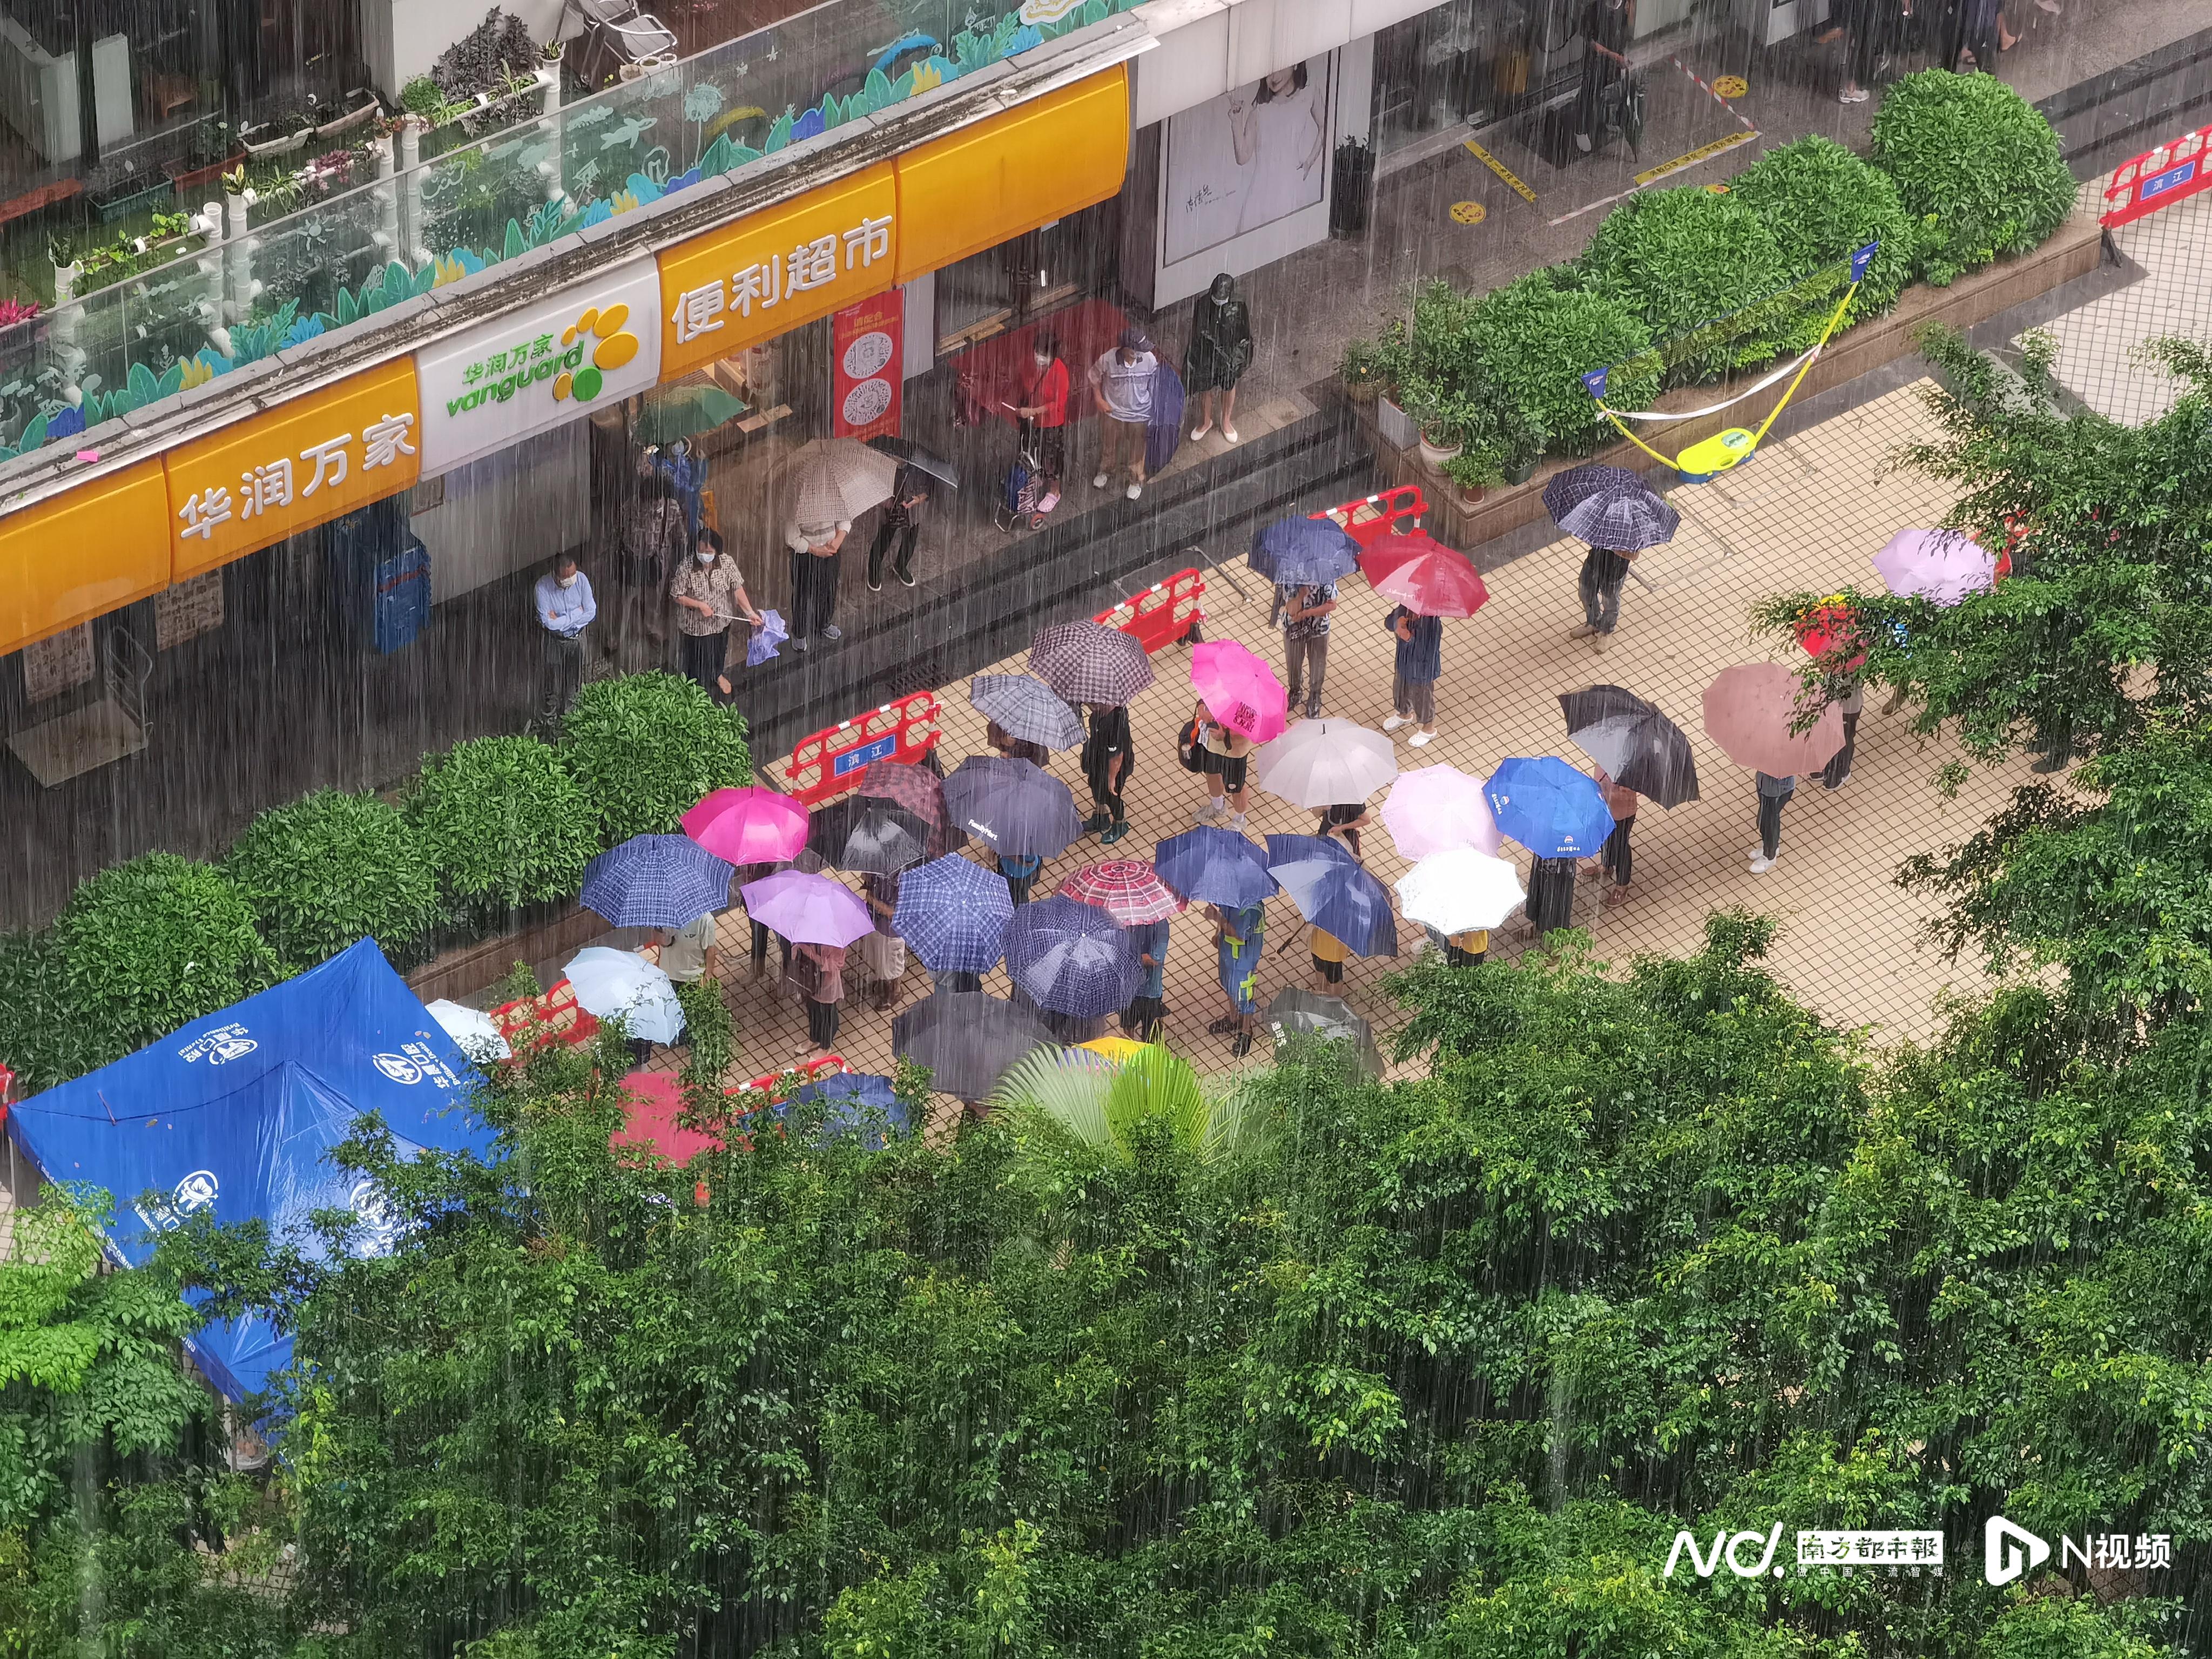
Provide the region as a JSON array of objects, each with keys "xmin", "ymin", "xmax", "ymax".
[
  {"xmin": 560, "ymin": 671, "xmax": 752, "ymax": 844},
  {"xmin": 1581, "ymin": 186, "xmax": 1791, "ymax": 380},
  {"xmin": 1730, "ymin": 135, "xmax": 1919, "ymax": 334},
  {"xmin": 1872, "ymin": 69, "xmax": 2075, "ymax": 285},
  {"xmin": 1467, "ymin": 272, "xmax": 1661, "ymax": 456},
  {"xmin": 0, "ymin": 931, "xmax": 101, "ymax": 1092},
  {"xmin": 224, "ymin": 789, "xmax": 444, "ymax": 971},
  {"xmin": 49, "ymin": 854, "xmax": 279, "ymax": 1071},
  {"xmin": 408, "ymin": 735, "xmax": 597, "ymax": 915}
]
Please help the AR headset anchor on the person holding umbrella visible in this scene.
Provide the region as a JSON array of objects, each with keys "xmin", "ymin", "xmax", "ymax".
[
  {"xmin": 786, "ymin": 518, "xmax": 849, "ymax": 651},
  {"xmin": 1485, "ymin": 757, "xmax": 1613, "ymax": 942},
  {"xmin": 1543, "ymin": 464, "xmax": 1680, "ymax": 647},
  {"xmin": 1186, "ymin": 698, "xmax": 1256, "ymax": 828},
  {"xmin": 859, "ymin": 870, "xmax": 907, "ymax": 1010},
  {"xmin": 668, "ymin": 529, "xmax": 761, "ymax": 698},
  {"xmin": 1590, "ymin": 766, "xmax": 1640, "ymax": 903},
  {"xmin": 1752, "ymin": 772, "xmax": 1795, "ymax": 874},
  {"xmin": 1277, "ymin": 579, "xmax": 1337, "ymax": 719},
  {"xmin": 1123, "ymin": 916, "xmax": 1169, "ymax": 1039},
  {"xmin": 1383, "ymin": 604, "xmax": 1443, "ymax": 746},
  {"xmin": 867, "ymin": 464, "xmax": 930, "ymax": 592},
  {"xmin": 1700, "ymin": 663, "xmax": 1845, "ymax": 874},
  {"xmin": 1209, "ymin": 900, "xmax": 1266, "ymax": 1057}
]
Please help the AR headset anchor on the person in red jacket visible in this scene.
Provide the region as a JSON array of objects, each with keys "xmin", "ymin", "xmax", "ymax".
[{"xmin": 1013, "ymin": 330, "xmax": 1070, "ymax": 524}]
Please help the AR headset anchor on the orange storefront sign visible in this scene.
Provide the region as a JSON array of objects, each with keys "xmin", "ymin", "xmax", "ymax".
[
  {"xmin": 163, "ymin": 359, "xmax": 422, "ymax": 581},
  {"xmin": 656, "ymin": 164, "xmax": 899, "ymax": 383},
  {"xmin": 0, "ymin": 462, "xmax": 171, "ymax": 657}
]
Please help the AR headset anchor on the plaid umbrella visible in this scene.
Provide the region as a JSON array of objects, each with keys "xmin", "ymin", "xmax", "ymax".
[
  {"xmin": 1003, "ymin": 894, "xmax": 1141, "ymax": 1018},
  {"xmin": 1542, "ymin": 463, "xmax": 1681, "ymax": 552},
  {"xmin": 892, "ymin": 853, "xmax": 1014, "ymax": 974},
  {"xmin": 858, "ymin": 758, "xmax": 961, "ymax": 855},
  {"xmin": 941, "ymin": 756, "xmax": 1083, "ymax": 860},
  {"xmin": 738, "ymin": 869, "xmax": 875, "ymax": 947},
  {"xmin": 806, "ymin": 797, "xmax": 932, "ymax": 874},
  {"xmin": 1249, "ymin": 516, "xmax": 1361, "ymax": 586},
  {"xmin": 1057, "ymin": 860, "xmax": 1185, "ymax": 925},
  {"xmin": 1029, "ymin": 619, "xmax": 1156, "ymax": 707},
  {"xmin": 893, "ymin": 990, "xmax": 1057, "ymax": 1102},
  {"xmin": 581, "ymin": 834, "xmax": 734, "ymax": 929},
  {"xmin": 1263, "ymin": 833, "xmax": 1398, "ymax": 958},
  {"xmin": 970, "ymin": 673, "xmax": 1086, "ymax": 749},
  {"xmin": 1153, "ymin": 825, "xmax": 1277, "ymax": 909},
  {"xmin": 785, "ymin": 437, "xmax": 900, "ymax": 527}
]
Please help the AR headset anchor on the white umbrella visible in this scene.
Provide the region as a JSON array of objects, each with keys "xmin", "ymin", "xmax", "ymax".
[
  {"xmin": 1395, "ymin": 848, "xmax": 1526, "ymax": 934},
  {"xmin": 1250, "ymin": 718, "xmax": 1399, "ymax": 809},
  {"xmin": 563, "ymin": 946, "xmax": 686, "ymax": 1045},
  {"xmin": 425, "ymin": 998, "xmax": 511, "ymax": 1062}
]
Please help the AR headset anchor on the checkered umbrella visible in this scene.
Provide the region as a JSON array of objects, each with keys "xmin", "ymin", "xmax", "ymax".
[
  {"xmin": 892, "ymin": 852, "xmax": 1014, "ymax": 974},
  {"xmin": 857, "ymin": 758, "xmax": 962, "ymax": 855},
  {"xmin": 970, "ymin": 673, "xmax": 1086, "ymax": 750},
  {"xmin": 784, "ymin": 437, "xmax": 900, "ymax": 528},
  {"xmin": 1028, "ymin": 619, "xmax": 1156, "ymax": 707},
  {"xmin": 1056, "ymin": 860, "xmax": 1185, "ymax": 925},
  {"xmin": 580, "ymin": 834, "xmax": 734, "ymax": 929},
  {"xmin": 1003, "ymin": 894, "xmax": 1142, "ymax": 1019},
  {"xmin": 1542, "ymin": 463, "xmax": 1680, "ymax": 552}
]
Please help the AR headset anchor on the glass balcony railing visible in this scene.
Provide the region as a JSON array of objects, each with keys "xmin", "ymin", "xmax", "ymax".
[{"xmin": 0, "ymin": 0, "xmax": 1138, "ymax": 475}]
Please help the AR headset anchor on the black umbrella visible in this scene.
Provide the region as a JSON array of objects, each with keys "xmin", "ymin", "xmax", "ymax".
[
  {"xmin": 1557, "ymin": 684, "xmax": 1700, "ymax": 809},
  {"xmin": 1542, "ymin": 463, "xmax": 1680, "ymax": 552},
  {"xmin": 941, "ymin": 756, "xmax": 1083, "ymax": 860},
  {"xmin": 867, "ymin": 435, "xmax": 959, "ymax": 489},
  {"xmin": 1264, "ymin": 988, "xmax": 1384, "ymax": 1077},
  {"xmin": 893, "ymin": 990, "xmax": 1057, "ymax": 1102},
  {"xmin": 806, "ymin": 797, "xmax": 932, "ymax": 874}
]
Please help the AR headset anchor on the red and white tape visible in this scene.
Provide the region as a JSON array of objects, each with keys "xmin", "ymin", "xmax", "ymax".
[{"xmin": 1670, "ymin": 56, "xmax": 1759, "ymax": 134}]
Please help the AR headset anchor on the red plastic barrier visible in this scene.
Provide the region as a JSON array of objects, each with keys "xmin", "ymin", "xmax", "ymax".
[
  {"xmin": 1095, "ymin": 567, "xmax": 1205, "ymax": 654},
  {"xmin": 2102, "ymin": 123, "xmax": 2212, "ymax": 228},
  {"xmin": 781, "ymin": 692, "xmax": 942, "ymax": 806},
  {"xmin": 729, "ymin": 1054, "xmax": 848, "ymax": 1103},
  {"xmin": 1312, "ymin": 485, "xmax": 1427, "ymax": 548},
  {"xmin": 490, "ymin": 977, "xmax": 602, "ymax": 1054}
]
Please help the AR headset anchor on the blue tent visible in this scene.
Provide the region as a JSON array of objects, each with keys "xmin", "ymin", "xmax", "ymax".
[{"xmin": 5, "ymin": 938, "xmax": 497, "ymax": 1400}]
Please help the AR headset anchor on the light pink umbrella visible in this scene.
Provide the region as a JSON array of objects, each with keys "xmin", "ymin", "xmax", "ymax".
[
  {"xmin": 1701, "ymin": 663, "xmax": 1847, "ymax": 777},
  {"xmin": 683, "ymin": 787, "xmax": 808, "ymax": 864},
  {"xmin": 1382, "ymin": 764, "xmax": 1501, "ymax": 859},
  {"xmin": 739, "ymin": 869, "xmax": 875, "ymax": 947},
  {"xmin": 1190, "ymin": 639, "xmax": 1289, "ymax": 744},
  {"xmin": 1872, "ymin": 528, "xmax": 1996, "ymax": 607}
]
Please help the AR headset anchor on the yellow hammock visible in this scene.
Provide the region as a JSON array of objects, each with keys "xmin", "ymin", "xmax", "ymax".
[{"xmin": 1581, "ymin": 241, "xmax": 1878, "ymax": 483}]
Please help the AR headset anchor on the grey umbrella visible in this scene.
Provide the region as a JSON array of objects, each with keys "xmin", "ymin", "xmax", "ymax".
[
  {"xmin": 806, "ymin": 797, "xmax": 932, "ymax": 874},
  {"xmin": 1264, "ymin": 987, "xmax": 1384, "ymax": 1077},
  {"xmin": 893, "ymin": 990, "xmax": 1058, "ymax": 1102},
  {"xmin": 970, "ymin": 673, "xmax": 1085, "ymax": 750},
  {"xmin": 867, "ymin": 435, "xmax": 959, "ymax": 489},
  {"xmin": 941, "ymin": 756, "xmax": 1083, "ymax": 860}
]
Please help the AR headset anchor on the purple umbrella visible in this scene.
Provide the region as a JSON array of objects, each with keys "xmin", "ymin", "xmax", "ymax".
[
  {"xmin": 1872, "ymin": 528, "xmax": 1997, "ymax": 607},
  {"xmin": 1146, "ymin": 361, "xmax": 1186, "ymax": 477},
  {"xmin": 941, "ymin": 756, "xmax": 1084, "ymax": 860},
  {"xmin": 738, "ymin": 869, "xmax": 874, "ymax": 947},
  {"xmin": 1002, "ymin": 894, "xmax": 1141, "ymax": 1019}
]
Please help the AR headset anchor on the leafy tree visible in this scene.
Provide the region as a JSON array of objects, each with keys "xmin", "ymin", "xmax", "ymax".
[
  {"xmin": 1581, "ymin": 184, "xmax": 1792, "ymax": 377},
  {"xmin": 559, "ymin": 671, "xmax": 753, "ymax": 844},
  {"xmin": 408, "ymin": 732, "xmax": 598, "ymax": 917},
  {"xmin": 1870, "ymin": 69, "xmax": 2076, "ymax": 286},
  {"xmin": 224, "ymin": 787, "xmax": 445, "ymax": 971}
]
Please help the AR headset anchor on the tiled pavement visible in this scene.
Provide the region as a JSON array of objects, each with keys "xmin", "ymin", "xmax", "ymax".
[{"xmin": 660, "ymin": 377, "xmax": 2043, "ymax": 1134}]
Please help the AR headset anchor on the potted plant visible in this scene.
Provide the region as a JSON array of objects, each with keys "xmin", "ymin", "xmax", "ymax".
[
  {"xmin": 1409, "ymin": 383, "xmax": 1471, "ymax": 474},
  {"xmin": 240, "ymin": 105, "xmax": 315, "ymax": 157},
  {"xmin": 313, "ymin": 87, "xmax": 384, "ymax": 139},
  {"xmin": 1339, "ymin": 337, "xmax": 1386, "ymax": 404},
  {"xmin": 1499, "ymin": 403, "xmax": 1547, "ymax": 485},
  {"xmin": 1442, "ymin": 448, "xmax": 1502, "ymax": 508},
  {"xmin": 166, "ymin": 114, "xmax": 241, "ymax": 192}
]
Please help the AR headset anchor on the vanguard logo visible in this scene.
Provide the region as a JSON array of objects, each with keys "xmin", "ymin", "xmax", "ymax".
[
  {"xmin": 1984, "ymin": 1517, "xmax": 2050, "ymax": 1586},
  {"xmin": 1664, "ymin": 1523, "xmax": 1784, "ymax": 1579}
]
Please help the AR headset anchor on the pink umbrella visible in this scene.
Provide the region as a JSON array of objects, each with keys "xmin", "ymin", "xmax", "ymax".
[
  {"xmin": 1701, "ymin": 663, "xmax": 1847, "ymax": 777},
  {"xmin": 1872, "ymin": 528, "xmax": 1996, "ymax": 607},
  {"xmin": 739, "ymin": 869, "xmax": 875, "ymax": 946},
  {"xmin": 684, "ymin": 787, "xmax": 808, "ymax": 864},
  {"xmin": 1381, "ymin": 764, "xmax": 1501, "ymax": 860},
  {"xmin": 1190, "ymin": 639, "xmax": 1289, "ymax": 744},
  {"xmin": 611, "ymin": 1070, "xmax": 723, "ymax": 1167}
]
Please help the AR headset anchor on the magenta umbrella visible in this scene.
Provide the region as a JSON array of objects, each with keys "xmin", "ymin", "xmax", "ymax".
[
  {"xmin": 684, "ymin": 786, "xmax": 809, "ymax": 864},
  {"xmin": 1701, "ymin": 663, "xmax": 1847, "ymax": 777},
  {"xmin": 1872, "ymin": 528, "xmax": 1996, "ymax": 607},
  {"xmin": 738, "ymin": 869, "xmax": 874, "ymax": 947},
  {"xmin": 1381, "ymin": 764, "xmax": 1501, "ymax": 860},
  {"xmin": 1190, "ymin": 639, "xmax": 1289, "ymax": 744}
]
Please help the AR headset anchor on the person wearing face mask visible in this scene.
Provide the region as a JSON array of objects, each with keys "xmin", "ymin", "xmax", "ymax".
[
  {"xmin": 1186, "ymin": 273, "xmax": 1253, "ymax": 446},
  {"xmin": 668, "ymin": 528, "xmax": 761, "ymax": 698},
  {"xmin": 531, "ymin": 551, "xmax": 596, "ymax": 733},
  {"xmin": 1089, "ymin": 327, "xmax": 1157, "ymax": 501},
  {"xmin": 1012, "ymin": 331, "xmax": 1069, "ymax": 523}
]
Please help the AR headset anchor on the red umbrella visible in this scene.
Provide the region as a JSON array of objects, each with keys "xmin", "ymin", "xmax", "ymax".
[
  {"xmin": 1357, "ymin": 530, "xmax": 1459, "ymax": 586},
  {"xmin": 1057, "ymin": 859, "xmax": 1185, "ymax": 925},
  {"xmin": 857, "ymin": 757, "xmax": 958, "ymax": 855},
  {"xmin": 1369, "ymin": 544, "xmax": 1488, "ymax": 618},
  {"xmin": 1792, "ymin": 599, "xmax": 1866, "ymax": 671}
]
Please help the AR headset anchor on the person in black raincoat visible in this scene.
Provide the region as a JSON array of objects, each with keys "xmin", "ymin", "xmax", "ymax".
[
  {"xmin": 1185, "ymin": 273, "xmax": 1255, "ymax": 446},
  {"xmin": 1081, "ymin": 701, "xmax": 1132, "ymax": 844}
]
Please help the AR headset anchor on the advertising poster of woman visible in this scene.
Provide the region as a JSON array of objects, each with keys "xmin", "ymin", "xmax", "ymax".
[{"xmin": 1163, "ymin": 59, "xmax": 1333, "ymax": 267}]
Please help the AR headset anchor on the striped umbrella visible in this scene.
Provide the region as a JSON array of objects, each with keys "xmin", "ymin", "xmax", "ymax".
[
  {"xmin": 580, "ymin": 834, "xmax": 734, "ymax": 929},
  {"xmin": 1057, "ymin": 859, "xmax": 1185, "ymax": 925},
  {"xmin": 892, "ymin": 852, "xmax": 1015, "ymax": 974},
  {"xmin": 1029, "ymin": 619, "xmax": 1156, "ymax": 707},
  {"xmin": 1003, "ymin": 895, "xmax": 1141, "ymax": 1019}
]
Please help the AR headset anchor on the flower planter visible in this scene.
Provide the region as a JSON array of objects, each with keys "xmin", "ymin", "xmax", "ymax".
[
  {"xmin": 240, "ymin": 121, "xmax": 312, "ymax": 158},
  {"xmin": 313, "ymin": 88, "xmax": 383, "ymax": 139},
  {"xmin": 1417, "ymin": 430, "xmax": 1462, "ymax": 474},
  {"xmin": 90, "ymin": 177, "xmax": 173, "ymax": 223},
  {"xmin": 165, "ymin": 153, "xmax": 243, "ymax": 194},
  {"xmin": 1455, "ymin": 482, "xmax": 1486, "ymax": 508}
]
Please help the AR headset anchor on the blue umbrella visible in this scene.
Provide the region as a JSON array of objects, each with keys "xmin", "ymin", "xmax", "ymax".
[
  {"xmin": 1263, "ymin": 834, "xmax": 1399, "ymax": 958},
  {"xmin": 941, "ymin": 756, "xmax": 1084, "ymax": 860},
  {"xmin": 1485, "ymin": 757, "xmax": 1616, "ymax": 858},
  {"xmin": 1003, "ymin": 894, "xmax": 1141, "ymax": 1019},
  {"xmin": 780, "ymin": 1070, "xmax": 908, "ymax": 1148},
  {"xmin": 580, "ymin": 834, "xmax": 735, "ymax": 928},
  {"xmin": 892, "ymin": 853, "xmax": 1014, "ymax": 975},
  {"xmin": 1153, "ymin": 825, "xmax": 1278, "ymax": 910},
  {"xmin": 1249, "ymin": 516, "xmax": 1362, "ymax": 586},
  {"xmin": 1541, "ymin": 464, "xmax": 1680, "ymax": 553}
]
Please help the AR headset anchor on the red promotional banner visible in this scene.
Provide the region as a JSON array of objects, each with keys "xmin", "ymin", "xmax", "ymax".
[{"xmin": 830, "ymin": 291, "xmax": 903, "ymax": 440}]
